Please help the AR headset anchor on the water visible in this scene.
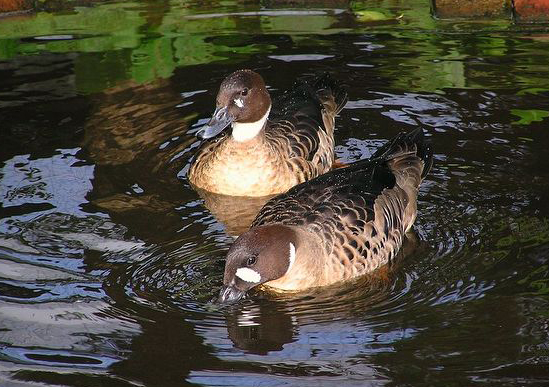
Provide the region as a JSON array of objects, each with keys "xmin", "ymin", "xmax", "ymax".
[{"xmin": 1, "ymin": 0, "xmax": 549, "ymax": 386}]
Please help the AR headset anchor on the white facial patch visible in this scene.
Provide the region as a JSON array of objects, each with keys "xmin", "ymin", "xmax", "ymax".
[
  {"xmin": 234, "ymin": 98, "xmax": 244, "ymax": 108},
  {"xmin": 235, "ymin": 267, "xmax": 261, "ymax": 283},
  {"xmin": 288, "ymin": 242, "xmax": 296, "ymax": 271},
  {"xmin": 231, "ymin": 106, "xmax": 271, "ymax": 142}
]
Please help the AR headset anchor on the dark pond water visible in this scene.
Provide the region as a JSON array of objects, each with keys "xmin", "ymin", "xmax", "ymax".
[{"xmin": 1, "ymin": 0, "xmax": 549, "ymax": 386}]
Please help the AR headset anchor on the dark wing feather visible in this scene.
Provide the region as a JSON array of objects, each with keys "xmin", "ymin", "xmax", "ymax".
[
  {"xmin": 267, "ymin": 74, "xmax": 347, "ymax": 162},
  {"xmin": 252, "ymin": 156, "xmax": 394, "ymax": 228}
]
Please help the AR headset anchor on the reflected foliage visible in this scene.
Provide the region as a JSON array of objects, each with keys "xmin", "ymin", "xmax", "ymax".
[
  {"xmin": 495, "ymin": 216, "xmax": 549, "ymax": 250},
  {"xmin": 2, "ymin": 0, "xmax": 549, "ymax": 386},
  {"xmin": 1, "ymin": 0, "xmax": 548, "ymax": 95},
  {"xmin": 511, "ymin": 108, "xmax": 549, "ymax": 125}
]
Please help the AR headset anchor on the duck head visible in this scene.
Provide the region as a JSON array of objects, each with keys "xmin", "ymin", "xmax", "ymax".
[
  {"xmin": 219, "ymin": 224, "xmax": 298, "ymax": 303},
  {"xmin": 198, "ymin": 69, "xmax": 272, "ymax": 142}
]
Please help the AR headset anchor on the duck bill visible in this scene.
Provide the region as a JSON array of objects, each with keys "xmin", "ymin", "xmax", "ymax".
[
  {"xmin": 218, "ymin": 284, "xmax": 246, "ymax": 303},
  {"xmin": 197, "ymin": 106, "xmax": 233, "ymax": 139}
]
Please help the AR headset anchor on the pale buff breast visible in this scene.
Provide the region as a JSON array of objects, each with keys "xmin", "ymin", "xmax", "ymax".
[{"xmin": 189, "ymin": 136, "xmax": 297, "ymax": 197}]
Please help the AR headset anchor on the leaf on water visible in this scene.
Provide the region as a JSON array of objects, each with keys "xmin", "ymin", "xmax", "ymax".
[{"xmin": 511, "ymin": 109, "xmax": 549, "ymax": 125}]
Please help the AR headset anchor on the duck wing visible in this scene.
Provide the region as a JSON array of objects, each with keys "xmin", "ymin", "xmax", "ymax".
[{"xmin": 266, "ymin": 74, "xmax": 348, "ymax": 179}]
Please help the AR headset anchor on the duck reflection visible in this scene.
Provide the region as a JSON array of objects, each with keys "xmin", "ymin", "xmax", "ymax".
[
  {"xmin": 78, "ymin": 79, "xmax": 204, "ymax": 243},
  {"xmin": 224, "ymin": 301, "xmax": 296, "ymax": 354},
  {"xmin": 194, "ymin": 188, "xmax": 275, "ymax": 236}
]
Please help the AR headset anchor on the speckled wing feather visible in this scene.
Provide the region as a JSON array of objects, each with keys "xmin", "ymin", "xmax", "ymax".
[
  {"xmin": 267, "ymin": 74, "xmax": 348, "ymax": 180},
  {"xmin": 253, "ymin": 128, "xmax": 432, "ymax": 279}
]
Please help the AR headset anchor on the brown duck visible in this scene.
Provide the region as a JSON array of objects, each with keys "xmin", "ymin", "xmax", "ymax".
[
  {"xmin": 219, "ymin": 128, "xmax": 433, "ymax": 302},
  {"xmin": 188, "ymin": 69, "xmax": 347, "ymax": 197}
]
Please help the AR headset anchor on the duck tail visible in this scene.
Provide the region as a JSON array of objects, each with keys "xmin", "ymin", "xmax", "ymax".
[
  {"xmin": 372, "ymin": 127, "xmax": 433, "ymax": 181},
  {"xmin": 312, "ymin": 73, "xmax": 348, "ymax": 115}
]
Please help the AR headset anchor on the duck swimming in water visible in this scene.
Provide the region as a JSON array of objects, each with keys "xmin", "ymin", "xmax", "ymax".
[
  {"xmin": 219, "ymin": 127, "xmax": 433, "ymax": 303},
  {"xmin": 188, "ymin": 69, "xmax": 347, "ymax": 197}
]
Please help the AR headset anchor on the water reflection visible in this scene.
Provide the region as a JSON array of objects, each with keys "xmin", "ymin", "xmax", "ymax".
[
  {"xmin": 79, "ymin": 79, "xmax": 200, "ymax": 244},
  {"xmin": 2, "ymin": 0, "xmax": 549, "ymax": 386},
  {"xmin": 225, "ymin": 301, "xmax": 296, "ymax": 354},
  {"xmin": 108, "ymin": 307, "xmax": 220, "ymax": 387},
  {"xmin": 195, "ymin": 189, "xmax": 275, "ymax": 236}
]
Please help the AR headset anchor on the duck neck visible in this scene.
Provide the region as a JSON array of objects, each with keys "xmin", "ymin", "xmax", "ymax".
[
  {"xmin": 231, "ymin": 107, "xmax": 270, "ymax": 143},
  {"xmin": 264, "ymin": 227, "xmax": 326, "ymax": 291}
]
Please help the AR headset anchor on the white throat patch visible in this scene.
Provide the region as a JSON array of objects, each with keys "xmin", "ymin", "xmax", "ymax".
[
  {"xmin": 235, "ymin": 267, "xmax": 261, "ymax": 283},
  {"xmin": 288, "ymin": 242, "xmax": 296, "ymax": 271},
  {"xmin": 231, "ymin": 107, "xmax": 271, "ymax": 142}
]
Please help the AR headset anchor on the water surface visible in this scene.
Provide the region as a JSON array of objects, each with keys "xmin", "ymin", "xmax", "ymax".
[{"xmin": 1, "ymin": 1, "xmax": 549, "ymax": 386}]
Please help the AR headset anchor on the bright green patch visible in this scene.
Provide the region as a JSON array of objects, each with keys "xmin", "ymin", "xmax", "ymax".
[
  {"xmin": 511, "ymin": 109, "xmax": 549, "ymax": 125},
  {"xmin": 354, "ymin": 10, "xmax": 393, "ymax": 22}
]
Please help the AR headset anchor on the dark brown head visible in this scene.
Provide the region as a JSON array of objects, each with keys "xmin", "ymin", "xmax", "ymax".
[
  {"xmin": 219, "ymin": 224, "xmax": 298, "ymax": 303},
  {"xmin": 197, "ymin": 70, "xmax": 272, "ymax": 140}
]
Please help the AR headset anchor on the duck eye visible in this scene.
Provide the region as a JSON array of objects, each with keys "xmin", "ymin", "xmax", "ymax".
[
  {"xmin": 241, "ymin": 88, "xmax": 249, "ymax": 96},
  {"xmin": 247, "ymin": 256, "xmax": 256, "ymax": 266}
]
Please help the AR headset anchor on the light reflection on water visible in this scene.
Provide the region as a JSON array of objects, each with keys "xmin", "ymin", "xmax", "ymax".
[{"xmin": 1, "ymin": 0, "xmax": 549, "ymax": 386}]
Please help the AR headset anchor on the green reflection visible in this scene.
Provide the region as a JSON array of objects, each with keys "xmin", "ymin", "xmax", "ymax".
[
  {"xmin": 511, "ymin": 109, "xmax": 549, "ymax": 125},
  {"xmin": 482, "ymin": 216, "xmax": 549, "ymax": 267},
  {"xmin": 496, "ymin": 216, "xmax": 549, "ymax": 250},
  {"xmin": 518, "ymin": 265, "xmax": 549, "ymax": 296},
  {"xmin": 517, "ymin": 88, "xmax": 549, "ymax": 96},
  {"xmin": 0, "ymin": 1, "xmax": 345, "ymax": 92},
  {"xmin": 354, "ymin": 10, "xmax": 393, "ymax": 22},
  {"xmin": 0, "ymin": 4, "xmax": 145, "ymax": 44},
  {"xmin": 2, "ymin": 0, "xmax": 549, "ymax": 95}
]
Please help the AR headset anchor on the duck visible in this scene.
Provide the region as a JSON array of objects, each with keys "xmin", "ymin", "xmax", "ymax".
[
  {"xmin": 188, "ymin": 69, "xmax": 347, "ymax": 197},
  {"xmin": 218, "ymin": 127, "xmax": 433, "ymax": 303}
]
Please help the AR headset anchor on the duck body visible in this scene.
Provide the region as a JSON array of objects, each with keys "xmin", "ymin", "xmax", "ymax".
[
  {"xmin": 188, "ymin": 70, "xmax": 347, "ymax": 197},
  {"xmin": 219, "ymin": 128, "xmax": 433, "ymax": 302}
]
